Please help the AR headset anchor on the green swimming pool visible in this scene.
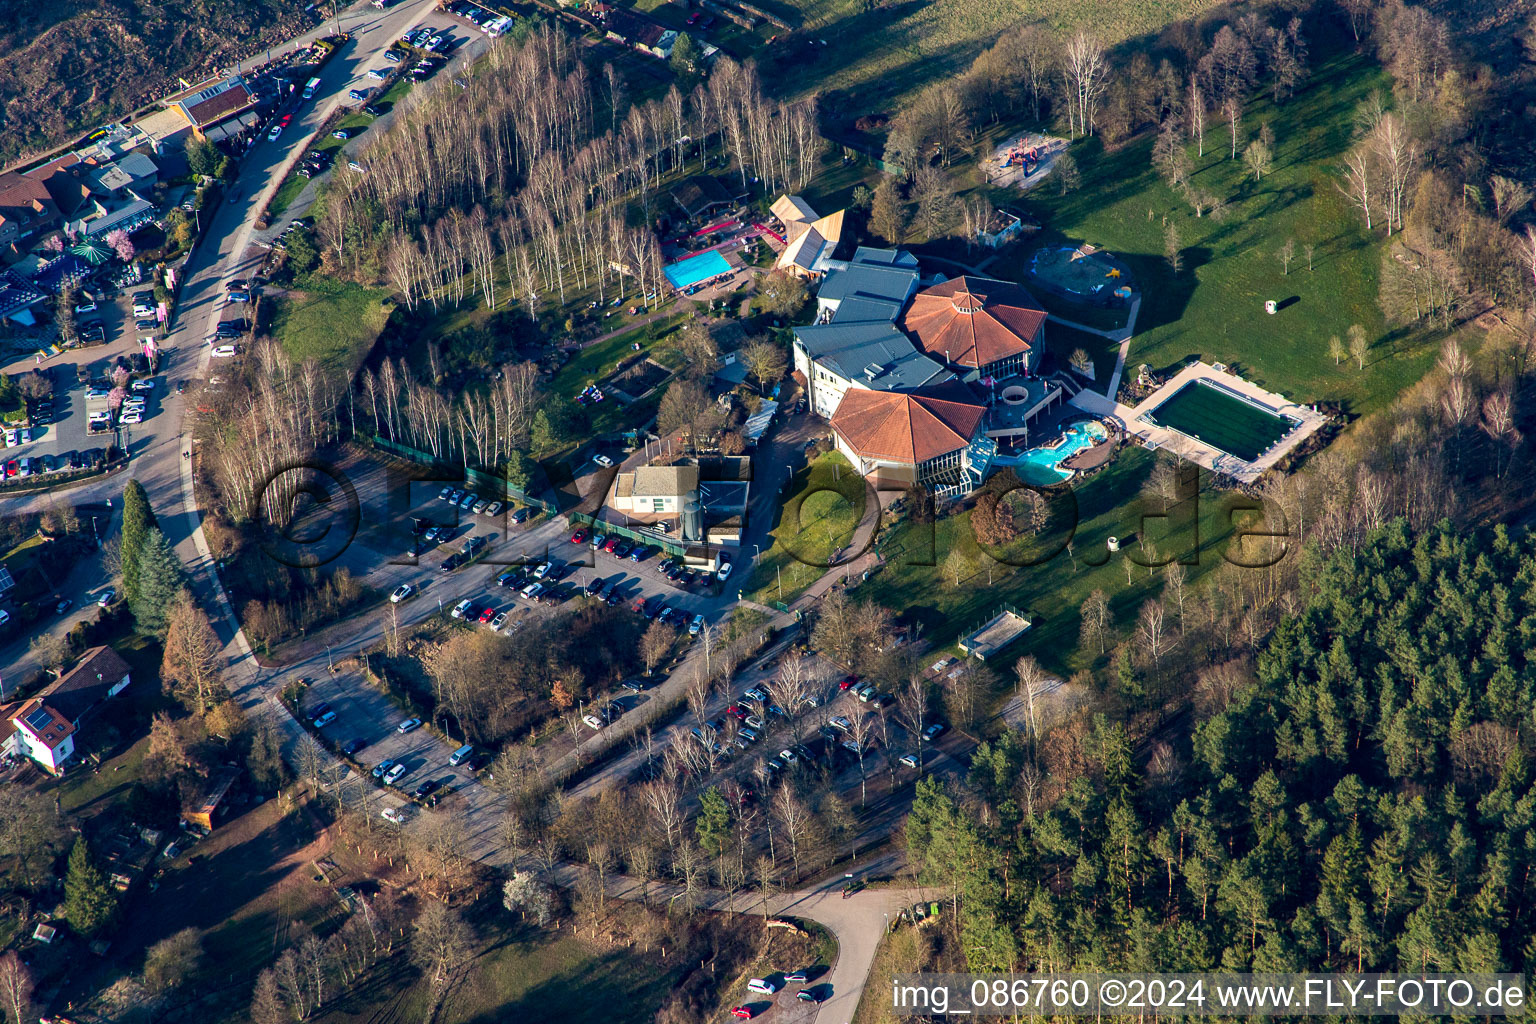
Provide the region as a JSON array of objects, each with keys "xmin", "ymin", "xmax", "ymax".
[{"xmin": 1144, "ymin": 380, "xmax": 1292, "ymax": 462}]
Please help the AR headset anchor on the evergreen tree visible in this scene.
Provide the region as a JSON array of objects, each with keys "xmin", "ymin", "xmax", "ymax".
[
  {"xmin": 695, "ymin": 787, "xmax": 731, "ymax": 858},
  {"xmin": 130, "ymin": 529, "xmax": 185, "ymax": 636},
  {"xmin": 120, "ymin": 479, "xmax": 154, "ymax": 604},
  {"xmin": 62, "ymin": 838, "xmax": 117, "ymax": 936}
]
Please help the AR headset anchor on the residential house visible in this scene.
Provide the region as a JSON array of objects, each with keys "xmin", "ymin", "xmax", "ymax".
[
  {"xmin": 1, "ymin": 646, "xmax": 132, "ymax": 774},
  {"xmin": 597, "ymin": 7, "xmax": 678, "ymax": 59},
  {"xmin": 0, "ymin": 172, "xmax": 62, "ymax": 254}
]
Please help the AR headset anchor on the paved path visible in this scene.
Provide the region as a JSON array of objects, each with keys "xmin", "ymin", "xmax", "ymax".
[{"xmin": 543, "ymin": 862, "xmax": 923, "ymax": 1024}]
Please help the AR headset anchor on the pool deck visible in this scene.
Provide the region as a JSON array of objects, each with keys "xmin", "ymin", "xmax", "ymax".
[{"xmin": 1068, "ymin": 362, "xmax": 1327, "ymax": 485}]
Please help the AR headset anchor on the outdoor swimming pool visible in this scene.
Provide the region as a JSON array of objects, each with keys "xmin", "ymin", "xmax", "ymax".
[
  {"xmin": 1144, "ymin": 379, "xmax": 1292, "ymax": 462},
  {"xmin": 664, "ymin": 249, "xmax": 732, "ymax": 289},
  {"xmin": 995, "ymin": 420, "xmax": 1109, "ymax": 486}
]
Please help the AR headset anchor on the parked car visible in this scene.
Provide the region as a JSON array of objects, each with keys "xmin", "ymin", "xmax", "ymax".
[
  {"xmin": 592, "ymin": 454, "xmax": 614, "ymax": 467},
  {"xmin": 397, "ymin": 717, "xmax": 423, "ymax": 734},
  {"xmin": 484, "ymin": 501, "xmax": 505, "ymax": 518},
  {"xmin": 381, "ymin": 806, "xmax": 406, "ymax": 824},
  {"xmin": 922, "ymin": 723, "xmax": 948, "ymax": 742},
  {"xmin": 570, "ymin": 528, "xmax": 588, "ymax": 544},
  {"xmin": 716, "ymin": 555, "xmax": 734, "ymax": 581},
  {"xmin": 384, "ymin": 763, "xmax": 408, "ymax": 785},
  {"xmin": 412, "ymin": 779, "xmax": 440, "ymax": 799},
  {"xmin": 450, "ymin": 599, "xmax": 473, "ymax": 619},
  {"xmin": 372, "ymin": 759, "xmax": 396, "ymax": 778},
  {"xmin": 342, "ymin": 738, "xmax": 368, "ymax": 756},
  {"xmin": 689, "ymin": 613, "xmax": 706, "ymax": 636},
  {"xmin": 97, "ymin": 588, "xmax": 116, "ymax": 608},
  {"xmin": 510, "ymin": 505, "xmax": 533, "ymax": 523},
  {"xmin": 312, "ymin": 711, "xmax": 337, "ymax": 728},
  {"xmin": 349, "ymin": 88, "xmax": 371, "ymax": 101},
  {"xmin": 267, "ymin": 124, "xmax": 283, "ymax": 141}
]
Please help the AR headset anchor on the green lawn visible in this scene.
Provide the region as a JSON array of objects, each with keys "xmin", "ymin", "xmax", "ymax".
[
  {"xmin": 744, "ymin": 451, "xmax": 868, "ymax": 606},
  {"xmin": 758, "ymin": 0, "xmax": 1231, "ymax": 112},
  {"xmin": 859, "ymin": 447, "xmax": 1242, "ymax": 677},
  {"xmin": 319, "ymin": 917, "xmax": 709, "ymax": 1024},
  {"xmin": 267, "ymin": 279, "xmax": 393, "ymax": 374},
  {"xmin": 1012, "ymin": 52, "xmax": 1438, "ymax": 417}
]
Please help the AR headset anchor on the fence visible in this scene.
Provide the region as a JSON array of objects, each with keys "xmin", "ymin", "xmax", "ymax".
[
  {"xmin": 365, "ymin": 435, "xmax": 561, "ymax": 514},
  {"xmin": 566, "ymin": 510, "xmax": 687, "ymax": 558}
]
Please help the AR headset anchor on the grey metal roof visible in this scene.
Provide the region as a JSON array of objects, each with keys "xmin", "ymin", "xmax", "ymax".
[
  {"xmin": 795, "ymin": 320, "xmax": 952, "ymax": 392},
  {"xmin": 816, "ymin": 257, "xmax": 918, "ymax": 309}
]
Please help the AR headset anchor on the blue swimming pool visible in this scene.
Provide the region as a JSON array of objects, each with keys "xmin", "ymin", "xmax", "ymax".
[
  {"xmin": 664, "ymin": 249, "xmax": 732, "ymax": 289},
  {"xmin": 995, "ymin": 421, "xmax": 1108, "ymax": 486}
]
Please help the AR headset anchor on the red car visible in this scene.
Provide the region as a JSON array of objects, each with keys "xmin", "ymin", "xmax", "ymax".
[
  {"xmin": 3, "ymin": 461, "xmax": 16, "ymax": 478},
  {"xmin": 604, "ymin": 536, "xmax": 621, "ymax": 553},
  {"xmin": 477, "ymin": 607, "xmax": 495, "ymax": 624},
  {"xmin": 730, "ymin": 1008, "xmax": 754, "ymax": 1020},
  {"xmin": 686, "ymin": 11, "xmax": 700, "ymax": 23},
  {"xmin": 727, "ymin": 705, "xmax": 747, "ymax": 719},
  {"xmin": 570, "ymin": 529, "xmax": 588, "ymax": 544},
  {"xmin": 839, "ymin": 674, "xmax": 859, "ymax": 691}
]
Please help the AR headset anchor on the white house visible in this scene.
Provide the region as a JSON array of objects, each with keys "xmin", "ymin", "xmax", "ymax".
[{"xmin": 1, "ymin": 646, "xmax": 131, "ymax": 775}]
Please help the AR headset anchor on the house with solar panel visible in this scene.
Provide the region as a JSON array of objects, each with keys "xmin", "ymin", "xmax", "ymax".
[
  {"xmin": 791, "ymin": 247, "xmax": 1067, "ymax": 495},
  {"xmin": 0, "ymin": 646, "xmax": 131, "ymax": 775}
]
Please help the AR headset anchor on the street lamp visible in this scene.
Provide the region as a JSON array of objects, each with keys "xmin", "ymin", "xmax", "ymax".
[{"xmin": 326, "ymin": 644, "xmax": 334, "ymax": 672}]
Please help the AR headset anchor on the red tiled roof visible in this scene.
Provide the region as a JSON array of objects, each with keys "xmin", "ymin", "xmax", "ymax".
[
  {"xmin": 831, "ymin": 382, "xmax": 984, "ymax": 464},
  {"xmin": 900, "ymin": 276, "xmax": 1046, "ymax": 370},
  {"xmin": 0, "ymin": 171, "xmax": 59, "ymax": 228}
]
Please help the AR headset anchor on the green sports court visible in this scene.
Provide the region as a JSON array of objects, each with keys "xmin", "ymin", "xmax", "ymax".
[{"xmin": 1143, "ymin": 380, "xmax": 1293, "ymax": 463}]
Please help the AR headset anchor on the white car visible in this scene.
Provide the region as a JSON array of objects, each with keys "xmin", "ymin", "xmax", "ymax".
[
  {"xmin": 390, "ymin": 583, "xmax": 414, "ymax": 603},
  {"xmin": 519, "ymin": 582, "xmax": 546, "ymax": 601},
  {"xmin": 367, "ymin": 68, "xmax": 388, "ymax": 80},
  {"xmin": 210, "ymin": 344, "xmax": 238, "ymax": 358},
  {"xmin": 383, "ymin": 763, "xmax": 408, "ymax": 786},
  {"xmin": 381, "ymin": 806, "xmax": 406, "ymax": 823},
  {"xmin": 532, "ymin": 561, "xmax": 551, "ymax": 579},
  {"xmin": 581, "ymin": 714, "xmax": 604, "ymax": 730},
  {"xmin": 119, "ymin": 410, "xmax": 143, "ymax": 424},
  {"xmin": 716, "ymin": 558, "xmax": 733, "ymax": 582},
  {"xmin": 592, "ymin": 454, "xmax": 614, "ymax": 467},
  {"xmin": 451, "ymin": 598, "xmax": 473, "ymax": 618},
  {"xmin": 74, "ymin": 301, "xmax": 97, "ymax": 314},
  {"xmin": 268, "ymin": 124, "xmax": 283, "ymax": 142},
  {"xmin": 490, "ymin": 611, "xmax": 509, "ymax": 631},
  {"xmin": 130, "ymin": 378, "xmax": 155, "ymax": 391}
]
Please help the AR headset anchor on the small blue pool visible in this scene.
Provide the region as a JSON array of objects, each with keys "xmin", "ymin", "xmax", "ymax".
[
  {"xmin": 995, "ymin": 421, "xmax": 1108, "ymax": 486},
  {"xmin": 665, "ymin": 249, "xmax": 732, "ymax": 289}
]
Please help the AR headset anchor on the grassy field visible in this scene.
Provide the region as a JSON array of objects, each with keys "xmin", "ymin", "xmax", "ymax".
[
  {"xmin": 267, "ymin": 278, "xmax": 393, "ymax": 374},
  {"xmin": 857, "ymin": 447, "xmax": 1241, "ymax": 676},
  {"xmin": 1007, "ymin": 52, "xmax": 1438, "ymax": 416},
  {"xmin": 756, "ymin": 0, "xmax": 1230, "ymax": 112},
  {"xmin": 744, "ymin": 451, "xmax": 868, "ymax": 606}
]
